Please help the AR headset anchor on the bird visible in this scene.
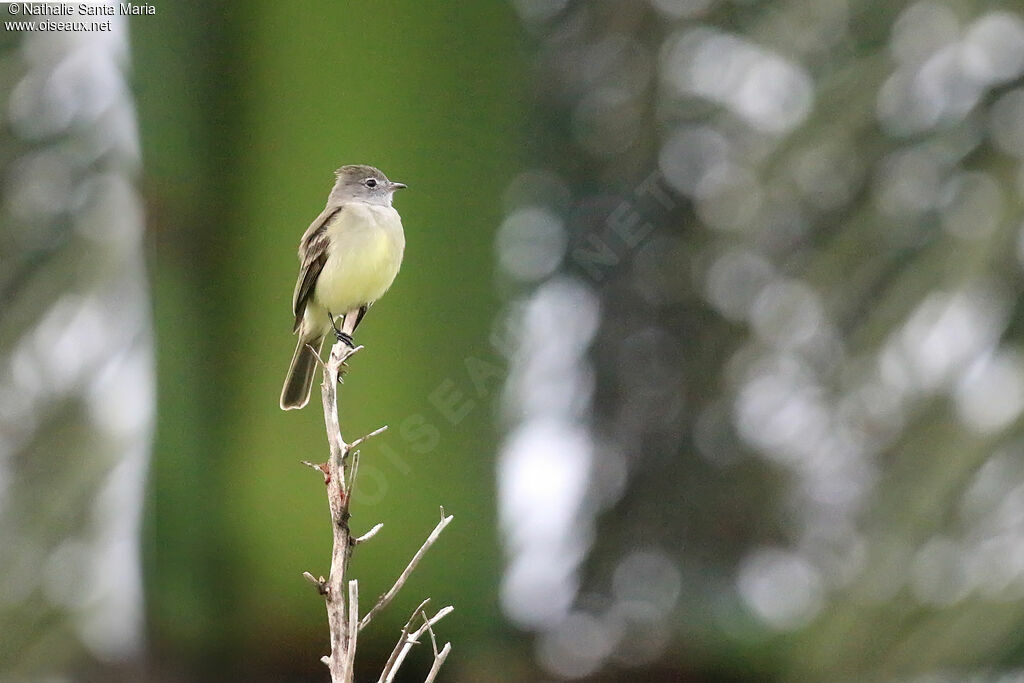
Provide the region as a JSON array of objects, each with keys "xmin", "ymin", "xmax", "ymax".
[{"xmin": 280, "ymin": 164, "xmax": 406, "ymax": 410}]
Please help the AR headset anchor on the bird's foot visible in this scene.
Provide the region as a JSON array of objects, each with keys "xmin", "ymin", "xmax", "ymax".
[
  {"xmin": 326, "ymin": 310, "xmax": 354, "ymax": 347},
  {"xmin": 327, "ymin": 311, "xmax": 342, "ymax": 334},
  {"xmin": 334, "ymin": 330, "xmax": 355, "ymax": 348}
]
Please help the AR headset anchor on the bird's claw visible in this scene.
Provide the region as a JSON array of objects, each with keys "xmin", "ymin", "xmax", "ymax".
[{"xmin": 326, "ymin": 310, "xmax": 354, "ymax": 347}]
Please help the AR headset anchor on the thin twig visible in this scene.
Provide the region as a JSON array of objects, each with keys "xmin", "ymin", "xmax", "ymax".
[
  {"xmin": 346, "ymin": 447, "xmax": 361, "ymax": 499},
  {"xmin": 379, "ymin": 599, "xmax": 431, "ymax": 681},
  {"xmin": 303, "ymin": 571, "xmax": 328, "ymax": 595},
  {"xmin": 423, "ymin": 606, "xmax": 440, "ymax": 656},
  {"xmin": 354, "ymin": 523, "xmax": 383, "ymax": 545},
  {"xmin": 344, "ymin": 580, "xmax": 359, "ymax": 681},
  {"xmin": 420, "ymin": 605, "xmax": 452, "ymax": 683},
  {"xmin": 350, "ymin": 424, "xmax": 389, "ymax": 450},
  {"xmin": 379, "ymin": 606, "xmax": 455, "ymax": 683},
  {"xmin": 423, "ymin": 642, "xmax": 452, "ymax": 683},
  {"xmin": 359, "ymin": 514, "xmax": 455, "ymax": 631}
]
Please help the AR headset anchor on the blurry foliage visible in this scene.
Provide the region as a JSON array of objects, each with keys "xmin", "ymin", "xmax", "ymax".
[
  {"xmin": 10, "ymin": 1, "xmax": 1024, "ymax": 681},
  {"xmin": 0, "ymin": 19, "xmax": 151, "ymax": 682},
  {"xmin": 496, "ymin": 0, "xmax": 1024, "ymax": 680}
]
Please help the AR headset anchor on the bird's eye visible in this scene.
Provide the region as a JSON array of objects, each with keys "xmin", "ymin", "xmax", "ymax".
[{"xmin": 365, "ymin": 178, "xmax": 377, "ymax": 188}]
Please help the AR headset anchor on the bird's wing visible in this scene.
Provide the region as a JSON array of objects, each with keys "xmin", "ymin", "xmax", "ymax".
[{"xmin": 292, "ymin": 204, "xmax": 343, "ymax": 332}]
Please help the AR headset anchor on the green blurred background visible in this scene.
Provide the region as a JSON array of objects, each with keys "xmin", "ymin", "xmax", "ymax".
[
  {"xmin": 136, "ymin": 2, "xmax": 524, "ymax": 679},
  {"xmin": 11, "ymin": 1, "xmax": 1024, "ymax": 681}
]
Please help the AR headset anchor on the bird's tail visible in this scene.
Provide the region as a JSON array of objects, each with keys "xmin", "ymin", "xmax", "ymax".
[{"xmin": 280, "ymin": 333, "xmax": 325, "ymax": 410}]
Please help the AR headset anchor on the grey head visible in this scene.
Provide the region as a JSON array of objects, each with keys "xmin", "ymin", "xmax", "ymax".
[{"xmin": 329, "ymin": 164, "xmax": 407, "ymax": 207}]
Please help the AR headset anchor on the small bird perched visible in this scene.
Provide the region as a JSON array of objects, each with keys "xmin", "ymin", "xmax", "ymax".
[{"xmin": 280, "ymin": 164, "xmax": 407, "ymax": 410}]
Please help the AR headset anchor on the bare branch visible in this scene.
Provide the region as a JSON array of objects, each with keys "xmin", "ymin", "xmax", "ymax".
[
  {"xmin": 359, "ymin": 514, "xmax": 455, "ymax": 631},
  {"xmin": 424, "ymin": 606, "xmax": 454, "ymax": 629},
  {"xmin": 316, "ymin": 339, "xmax": 359, "ymax": 682},
  {"xmin": 379, "ymin": 599, "xmax": 431, "ymax": 683},
  {"xmin": 423, "ymin": 642, "xmax": 452, "ymax": 683},
  {"xmin": 354, "ymin": 523, "xmax": 384, "ymax": 545},
  {"xmin": 344, "ymin": 580, "xmax": 359, "ymax": 681},
  {"xmin": 418, "ymin": 604, "xmax": 453, "ymax": 683},
  {"xmin": 304, "ymin": 337, "xmax": 454, "ymax": 681},
  {"xmin": 379, "ymin": 606, "xmax": 455, "ymax": 683},
  {"xmin": 346, "ymin": 446, "xmax": 361, "ymax": 499},
  {"xmin": 419, "ymin": 604, "xmax": 454, "ymax": 682},
  {"xmin": 303, "ymin": 571, "xmax": 328, "ymax": 595},
  {"xmin": 423, "ymin": 606, "xmax": 440, "ymax": 656},
  {"xmin": 350, "ymin": 424, "xmax": 389, "ymax": 450},
  {"xmin": 320, "ymin": 341, "xmax": 350, "ymax": 489}
]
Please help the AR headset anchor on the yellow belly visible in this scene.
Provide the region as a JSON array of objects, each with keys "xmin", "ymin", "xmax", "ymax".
[{"xmin": 309, "ymin": 203, "xmax": 405, "ymax": 325}]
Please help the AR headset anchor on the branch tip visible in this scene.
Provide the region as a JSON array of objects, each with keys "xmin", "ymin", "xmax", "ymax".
[
  {"xmin": 431, "ymin": 605, "xmax": 455, "ymax": 623},
  {"xmin": 350, "ymin": 424, "xmax": 389, "ymax": 450},
  {"xmin": 409, "ymin": 598, "xmax": 432, "ymax": 623},
  {"xmin": 423, "ymin": 642, "xmax": 452, "ymax": 683},
  {"xmin": 359, "ymin": 515, "xmax": 454, "ymax": 631},
  {"xmin": 354, "ymin": 522, "xmax": 384, "ymax": 545},
  {"xmin": 344, "ymin": 448, "xmax": 361, "ymax": 499},
  {"xmin": 422, "ymin": 608, "xmax": 440, "ymax": 654},
  {"xmin": 379, "ymin": 604, "xmax": 454, "ymax": 683},
  {"xmin": 301, "ymin": 460, "xmax": 330, "ymax": 482},
  {"xmin": 302, "ymin": 571, "xmax": 329, "ymax": 595}
]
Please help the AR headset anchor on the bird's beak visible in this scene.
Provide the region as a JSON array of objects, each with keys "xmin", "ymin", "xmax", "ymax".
[{"xmin": 390, "ymin": 181, "xmax": 408, "ymax": 191}]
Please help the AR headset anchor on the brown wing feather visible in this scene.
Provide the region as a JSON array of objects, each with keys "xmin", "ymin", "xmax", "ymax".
[{"xmin": 292, "ymin": 205, "xmax": 343, "ymax": 332}]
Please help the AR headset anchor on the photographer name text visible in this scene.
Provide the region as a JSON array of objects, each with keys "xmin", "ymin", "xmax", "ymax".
[{"xmin": 10, "ymin": 3, "xmax": 156, "ymax": 16}]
